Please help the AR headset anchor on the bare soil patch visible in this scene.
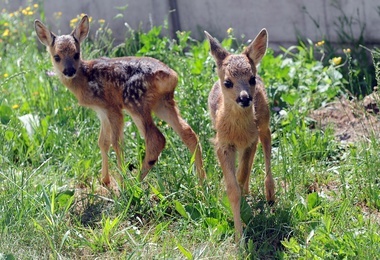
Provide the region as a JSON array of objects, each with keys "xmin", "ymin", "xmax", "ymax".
[
  {"xmin": 310, "ymin": 92, "xmax": 380, "ymax": 224},
  {"xmin": 309, "ymin": 92, "xmax": 380, "ymax": 142}
]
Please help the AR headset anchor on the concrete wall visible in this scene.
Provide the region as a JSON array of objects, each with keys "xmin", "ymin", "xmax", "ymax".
[
  {"xmin": 179, "ymin": 0, "xmax": 380, "ymax": 45},
  {"xmin": 1, "ymin": 0, "xmax": 380, "ymax": 49},
  {"xmin": 180, "ymin": 0, "xmax": 380, "ymax": 47}
]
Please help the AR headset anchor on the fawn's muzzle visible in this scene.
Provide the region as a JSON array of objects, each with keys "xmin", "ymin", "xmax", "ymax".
[
  {"xmin": 236, "ymin": 91, "xmax": 252, "ymax": 107},
  {"xmin": 63, "ymin": 67, "xmax": 76, "ymax": 77}
]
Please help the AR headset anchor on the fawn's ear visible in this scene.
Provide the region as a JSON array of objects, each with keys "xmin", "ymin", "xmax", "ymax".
[
  {"xmin": 34, "ymin": 20, "xmax": 56, "ymax": 46},
  {"xmin": 71, "ymin": 15, "xmax": 89, "ymax": 43},
  {"xmin": 204, "ymin": 31, "xmax": 229, "ymax": 67},
  {"xmin": 243, "ymin": 28, "xmax": 268, "ymax": 66}
]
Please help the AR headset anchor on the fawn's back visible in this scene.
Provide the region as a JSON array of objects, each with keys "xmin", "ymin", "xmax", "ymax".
[{"xmin": 61, "ymin": 56, "xmax": 178, "ymax": 110}]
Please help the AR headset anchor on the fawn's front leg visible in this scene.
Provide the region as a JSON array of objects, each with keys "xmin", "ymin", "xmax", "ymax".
[
  {"xmin": 237, "ymin": 141, "xmax": 258, "ymax": 195},
  {"xmin": 97, "ymin": 112, "xmax": 112, "ymax": 185},
  {"xmin": 108, "ymin": 109, "xmax": 124, "ymax": 183},
  {"xmin": 216, "ymin": 143, "xmax": 242, "ymax": 241},
  {"xmin": 259, "ymin": 126, "xmax": 275, "ymax": 203},
  {"xmin": 96, "ymin": 107, "xmax": 124, "ymax": 186}
]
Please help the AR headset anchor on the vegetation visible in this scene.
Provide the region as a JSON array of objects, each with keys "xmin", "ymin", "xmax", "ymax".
[
  {"xmin": 302, "ymin": 0, "xmax": 376, "ymax": 96},
  {"xmin": 1, "ymin": 3, "xmax": 379, "ymax": 259}
]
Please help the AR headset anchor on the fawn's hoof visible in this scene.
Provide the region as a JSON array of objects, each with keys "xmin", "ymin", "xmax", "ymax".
[
  {"xmin": 128, "ymin": 164, "xmax": 136, "ymax": 171},
  {"xmin": 265, "ymin": 190, "xmax": 276, "ymax": 205},
  {"xmin": 265, "ymin": 177, "xmax": 275, "ymax": 203},
  {"xmin": 101, "ymin": 176, "xmax": 111, "ymax": 187}
]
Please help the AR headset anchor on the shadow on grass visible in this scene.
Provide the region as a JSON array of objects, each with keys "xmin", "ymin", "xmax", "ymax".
[
  {"xmin": 71, "ymin": 187, "xmax": 115, "ymax": 227},
  {"xmin": 243, "ymin": 197, "xmax": 292, "ymax": 259}
]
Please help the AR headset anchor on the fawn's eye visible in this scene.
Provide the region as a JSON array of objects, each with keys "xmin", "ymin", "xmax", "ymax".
[
  {"xmin": 74, "ymin": 52, "xmax": 80, "ymax": 60},
  {"xmin": 249, "ymin": 76, "xmax": 256, "ymax": 85},
  {"xmin": 224, "ymin": 80, "xmax": 233, "ymax": 88},
  {"xmin": 53, "ymin": 55, "xmax": 61, "ymax": 62}
]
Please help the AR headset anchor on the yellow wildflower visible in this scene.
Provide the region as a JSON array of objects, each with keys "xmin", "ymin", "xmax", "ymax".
[
  {"xmin": 33, "ymin": 4, "xmax": 38, "ymax": 8},
  {"xmin": 12, "ymin": 104, "xmax": 19, "ymax": 109},
  {"xmin": 4, "ymin": 73, "xmax": 9, "ymax": 77},
  {"xmin": 71, "ymin": 17, "xmax": 79, "ymax": 23},
  {"xmin": 227, "ymin": 28, "xmax": 233, "ymax": 34},
  {"xmin": 27, "ymin": 11, "xmax": 33, "ymax": 16},
  {"xmin": 332, "ymin": 57, "xmax": 342, "ymax": 65},
  {"xmin": 315, "ymin": 40, "xmax": 325, "ymax": 47},
  {"xmin": 70, "ymin": 17, "xmax": 79, "ymax": 28},
  {"xmin": 25, "ymin": 6, "xmax": 31, "ymax": 11},
  {"xmin": 54, "ymin": 12, "xmax": 62, "ymax": 19},
  {"xmin": 98, "ymin": 19, "xmax": 105, "ymax": 24},
  {"xmin": 2, "ymin": 29, "xmax": 9, "ymax": 37},
  {"xmin": 80, "ymin": 13, "xmax": 91, "ymax": 21},
  {"xmin": 4, "ymin": 22, "xmax": 8, "ymax": 26},
  {"xmin": 343, "ymin": 48, "xmax": 351, "ymax": 54}
]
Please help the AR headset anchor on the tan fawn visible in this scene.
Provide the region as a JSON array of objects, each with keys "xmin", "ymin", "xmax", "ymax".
[
  {"xmin": 34, "ymin": 15, "xmax": 205, "ymax": 185},
  {"xmin": 205, "ymin": 29, "xmax": 275, "ymax": 241}
]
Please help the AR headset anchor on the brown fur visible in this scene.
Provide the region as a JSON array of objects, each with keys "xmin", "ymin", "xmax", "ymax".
[
  {"xmin": 205, "ymin": 29, "xmax": 275, "ymax": 242},
  {"xmin": 34, "ymin": 15, "xmax": 205, "ymax": 185}
]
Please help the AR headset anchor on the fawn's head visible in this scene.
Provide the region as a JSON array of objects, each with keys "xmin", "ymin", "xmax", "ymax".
[
  {"xmin": 35, "ymin": 15, "xmax": 89, "ymax": 79},
  {"xmin": 205, "ymin": 29, "xmax": 268, "ymax": 108}
]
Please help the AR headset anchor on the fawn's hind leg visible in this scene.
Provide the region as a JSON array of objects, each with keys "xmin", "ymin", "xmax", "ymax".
[
  {"xmin": 153, "ymin": 95, "xmax": 206, "ymax": 182},
  {"xmin": 130, "ymin": 110, "xmax": 166, "ymax": 180},
  {"xmin": 259, "ymin": 126, "xmax": 275, "ymax": 203}
]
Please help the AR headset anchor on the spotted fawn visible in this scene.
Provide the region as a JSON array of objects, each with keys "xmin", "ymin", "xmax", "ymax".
[{"xmin": 34, "ymin": 15, "xmax": 206, "ymax": 185}]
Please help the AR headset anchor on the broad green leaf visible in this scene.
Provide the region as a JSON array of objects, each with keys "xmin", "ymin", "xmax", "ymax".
[
  {"xmin": 56, "ymin": 190, "xmax": 75, "ymax": 210},
  {"xmin": 0, "ymin": 253, "xmax": 16, "ymax": 260},
  {"xmin": 174, "ymin": 200, "xmax": 189, "ymax": 219},
  {"xmin": 307, "ymin": 192, "xmax": 320, "ymax": 211},
  {"xmin": 176, "ymin": 241, "xmax": 193, "ymax": 259},
  {"xmin": 240, "ymin": 197, "xmax": 253, "ymax": 225},
  {"xmin": 0, "ymin": 105, "xmax": 12, "ymax": 124}
]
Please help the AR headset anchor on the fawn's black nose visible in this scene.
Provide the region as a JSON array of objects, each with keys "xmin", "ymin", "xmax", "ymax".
[
  {"xmin": 236, "ymin": 92, "xmax": 252, "ymax": 107},
  {"xmin": 63, "ymin": 67, "xmax": 76, "ymax": 77}
]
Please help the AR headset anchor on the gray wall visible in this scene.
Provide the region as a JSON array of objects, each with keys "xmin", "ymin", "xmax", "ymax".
[{"xmin": 2, "ymin": 0, "xmax": 380, "ymax": 48}]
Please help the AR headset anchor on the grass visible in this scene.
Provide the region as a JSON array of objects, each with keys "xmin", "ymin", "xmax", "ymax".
[{"xmin": 1, "ymin": 6, "xmax": 380, "ymax": 260}]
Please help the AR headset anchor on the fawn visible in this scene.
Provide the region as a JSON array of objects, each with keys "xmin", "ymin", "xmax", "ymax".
[
  {"xmin": 205, "ymin": 29, "xmax": 275, "ymax": 241},
  {"xmin": 34, "ymin": 15, "xmax": 205, "ymax": 185}
]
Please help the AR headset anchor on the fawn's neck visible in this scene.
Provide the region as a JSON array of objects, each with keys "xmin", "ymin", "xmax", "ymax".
[
  {"xmin": 215, "ymin": 101, "xmax": 258, "ymax": 147},
  {"xmin": 57, "ymin": 60, "xmax": 95, "ymax": 106}
]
